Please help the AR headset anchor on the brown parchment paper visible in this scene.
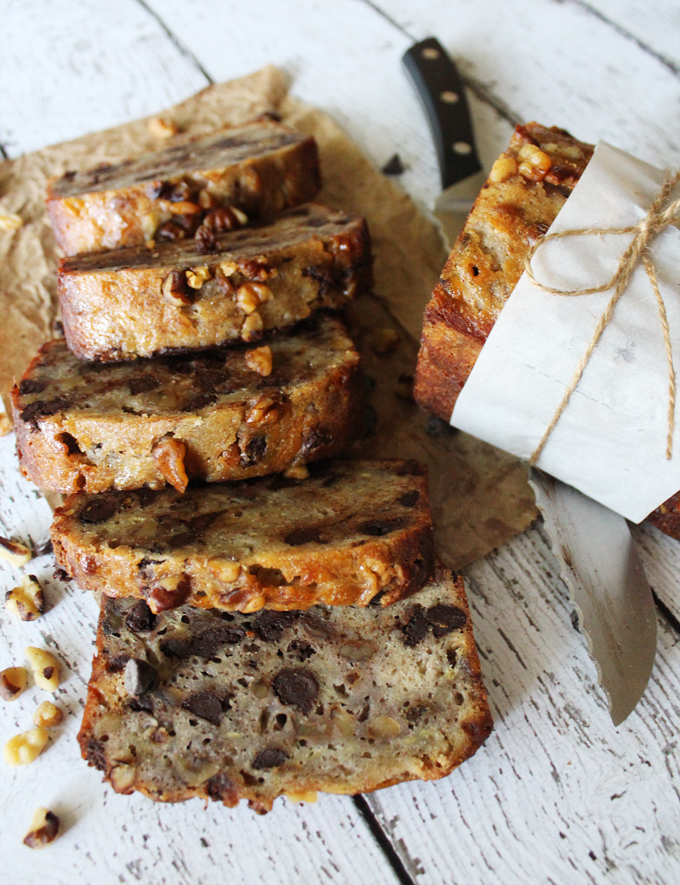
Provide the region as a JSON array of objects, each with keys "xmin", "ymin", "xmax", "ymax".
[{"xmin": 0, "ymin": 65, "xmax": 536, "ymax": 567}]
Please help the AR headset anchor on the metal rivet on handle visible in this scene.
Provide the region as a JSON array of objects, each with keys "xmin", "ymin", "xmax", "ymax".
[
  {"xmin": 421, "ymin": 47, "xmax": 440, "ymax": 60},
  {"xmin": 453, "ymin": 141, "xmax": 472, "ymax": 155},
  {"xmin": 441, "ymin": 91, "xmax": 459, "ymax": 104}
]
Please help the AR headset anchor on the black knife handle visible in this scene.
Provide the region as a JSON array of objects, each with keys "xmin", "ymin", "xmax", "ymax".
[{"xmin": 402, "ymin": 37, "xmax": 482, "ymax": 190}]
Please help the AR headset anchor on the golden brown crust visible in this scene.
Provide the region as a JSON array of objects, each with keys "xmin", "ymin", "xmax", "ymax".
[
  {"xmin": 77, "ymin": 562, "xmax": 492, "ymax": 812},
  {"xmin": 12, "ymin": 316, "xmax": 363, "ymax": 493},
  {"xmin": 414, "ymin": 123, "xmax": 594, "ymax": 422},
  {"xmin": 46, "ymin": 121, "xmax": 321, "ymax": 256},
  {"xmin": 50, "ymin": 460, "xmax": 433, "ymax": 612},
  {"xmin": 57, "ymin": 204, "xmax": 372, "ymax": 361}
]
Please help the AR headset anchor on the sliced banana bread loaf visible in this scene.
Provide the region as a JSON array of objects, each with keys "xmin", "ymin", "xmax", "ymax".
[
  {"xmin": 12, "ymin": 315, "xmax": 363, "ymax": 494},
  {"xmin": 414, "ymin": 123, "xmax": 594, "ymax": 421},
  {"xmin": 58, "ymin": 203, "xmax": 371, "ymax": 361},
  {"xmin": 77, "ymin": 561, "xmax": 492, "ymax": 813},
  {"xmin": 47, "ymin": 119, "xmax": 320, "ymax": 256},
  {"xmin": 51, "ymin": 460, "xmax": 433, "ymax": 612}
]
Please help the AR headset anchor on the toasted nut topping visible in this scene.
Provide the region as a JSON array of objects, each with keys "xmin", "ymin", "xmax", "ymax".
[
  {"xmin": 488, "ymin": 155, "xmax": 518, "ymax": 183},
  {"xmin": 23, "ymin": 807, "xmax": 60, "ymax": 848},
  {"xmin": 6, "ymin": 575, "xmax": 44, "ymax": 621},
  {"xmin": 207, "ymin": 557, "xmax": 241, "ymax": 583},
  {"xmin": 245, "ymin": 345, "xmax": 273, "ymax": 377},
  {"xmin": 161, "ymin": 270, "xmax": 193, "ymax": 306},
  {"xmin": 0, "ymin": 413, "xmax": 12, "ymax": 436},
  {"xmin": 148, "ymin": 116, "xmax": 178, "ymax": 139},
  {"xmin": 186, "ymin": 265, "xmax": 211, "ymax": 288},
  {"xmin": 517, "ymin": 144, "xmax": 552, "ymax": 181},
  {"xmin": 152, "ymin": 437, "xmax": 189, "ymax": 493},
  {"xmin": 0, "ymin": 536, "xmax": 32, "ymax": 565},
  {"xmin": 372, "ymin": 328, "xmax": 401, "ymax": 355},
  {"xmin": 246, "ymin": 393, "xmax": 281, "ymax": 426},
  {"xmin": 110, "ymin": 764, "xmax": 136, "ymax": 792},
  {"xmin": 168, "ymin": 200, "xmax": 201, "ymax": 215},
  {"xmin": 236, "ymin": 282, "xmax": 273, "ymax": 315},
  {"xmin": 219, "ymin": 260, "xmax": 238, "ymax": 277},
  {"xmin": 25, "ymin": 647, "xmax": 61, "ymax": 692},
  {"xmin": 0, "ymin": 666, "xmax": 28, "ymax": 702},
  {"xmin": 4, "ymin": 727, "xmax": 49, "ymax": 765},
  {"xmin": 284, "ymin": 465, "xmax": 310, "ymax": 481},
  {"xmin": 33, "ymin": 701, "xmax": 63, "ymax": 728},
  {"xmin": 285, "ymin": 790, "xmax": 318, "ymax": 804},
  {"xmin": 367, "ymin": 715, "xmax": 401, "ymax": 738},
  {"xmin": 0, "ymin": 213, "xmax": 23, "ymax": 232},
  {"xmin": 241, "ymin": 310, "xmax": 264, "ymax": 341}
]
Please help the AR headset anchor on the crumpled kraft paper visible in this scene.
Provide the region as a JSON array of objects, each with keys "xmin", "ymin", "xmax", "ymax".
[{"xmin": 0, "ymin": 65, "xmax": 536, "ymax": 567}]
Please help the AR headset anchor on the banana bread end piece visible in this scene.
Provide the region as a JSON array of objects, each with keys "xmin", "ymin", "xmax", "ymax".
[{"xmin": 77, "ymin": 562, "xmax": 492, "ymax": 813}]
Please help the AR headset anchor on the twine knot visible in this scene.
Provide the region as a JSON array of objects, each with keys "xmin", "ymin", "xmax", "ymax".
[{"xmin": 524, "ymin": 167, "xmax": 680, "ymax": 466}]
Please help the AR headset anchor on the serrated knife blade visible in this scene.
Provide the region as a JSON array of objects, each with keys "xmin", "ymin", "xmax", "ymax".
[{"xmin": 403, "ymin": 37, "xmax": 658, "ymax": 724}]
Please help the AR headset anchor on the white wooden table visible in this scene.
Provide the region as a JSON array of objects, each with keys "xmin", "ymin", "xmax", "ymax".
[{"xmin": 2, "ymin": 2, "xmax": 680, "ymax": 883}]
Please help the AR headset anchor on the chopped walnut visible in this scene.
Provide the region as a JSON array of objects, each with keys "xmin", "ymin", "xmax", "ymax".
[
  {"xmin": 25, "ymin": 647, "xmax": 61, "ymax": 692},
  {"xmin": 0, "ymin": 667, "xmax": 28, "ymax": 702},
  {"xmin": 236, "ymin": 282, "xmax": 273, "ymax": 315},
  {"xmin": 167, "ymin": 200, "xmax": 201, "ymax": 215},
  {"xmin": 147, "ymin": 116, "xmax": 178, "ymax": 139},
  {"xmin": 207, "ymin": 557, "xmax": 241, "ymax": 583},
  {"xmin": 4, "ymin": 727, "xmax": 49, "ymax": 765},
  {"xmin": 0, "ymin": 213, "xmax": 23, "ymax": 232},
  {"xmin": 33, "ymin": 701, "xmax": 63, "ymax": 728},
  {"xmin": 517, "ymin": 143, "xmax": 552, "ymax": 181},
  {"xmin": 152, "ymin": 437, "xmax": 189, "ymax": 493},
  {"xmin": 246, "ymin": 394, "xmax": 281, "ymax": 426},
  {"xmin": 241, "ymin": 310, "xmax": 264, "ymax": 342},
  {"xmin": 6, "ymin": 575, "xmax": 44, "ymax": 621},
  {"xmin": 23, "ymin": 807, "xmax": 60, "ymax": 848},
  {"xmin": 186, "ymin": 265, "xmax": 211, "ymax": 288},
  {"xmin": 245, "ymin": 345, "xmax": 273, "ymax": 376},
  {"xmin": 488, "ymin": 155, "xmax": 518, "ymax": 183},
  {"xmin": 0, "ymin": 536, "xmax": 32, "ymax": 565},
  {"xmin": 162, "ymin": 270, "xmax": 193, "ymax": 306}
]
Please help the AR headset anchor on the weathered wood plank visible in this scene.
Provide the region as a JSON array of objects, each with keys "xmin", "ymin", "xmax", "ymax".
[
  {"xmin": 581, "ymin": 0, "xmax": 680, "ymax": 71},
  {"xmin": 0, "ymin": 432, "xmax": 400, "ymax": 885}
]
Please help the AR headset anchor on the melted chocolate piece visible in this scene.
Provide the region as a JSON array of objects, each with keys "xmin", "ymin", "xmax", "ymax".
[
  {"xmin": 358, "ymin": 518, "xmax": 404, "ymax": 537},
  {"xmin": 160, "ymin": 623, "xmax": 245, "ymax": 660},
  {"xmin": 124, "ymin": 658, "xmax": 159, "ymax": 696},
  {"xmin": 398, "ymin": 490, "xmax": 420, "ymax": 508},
  {"xmin": 273, "ymin": 668, "xmax": 319, "ymax": 714},
  {"xmin": 254, "ymin": 610, "xmax": 299, "ymax": 642},
  {"xmin": 287, "ymin": 640, "xmax": 316, "ymax": 662},
  {"xmin": 401, "ymin": 605, "xmax": 430, "ymax": 648},
  {"xmin": 79, "ymin": 495, "xmax": 120, "ymax": 524},
  {"xmin": 284, "ymin": 526, "xmax": 322, "ymax": 546},
  {"xmin": 252, "ymin": 747, "xmax": 288, "ymax": 770},
  {"xmin": 125, "ymin": 600, "xmax": 156, "ymax": 633},
  {"xmin": 182, "ymin": 691, "xmax": 223, "ymax": 726},
  {"xmin": 426, "ymin": 604, "xmax": 467, "ymax": 637}
]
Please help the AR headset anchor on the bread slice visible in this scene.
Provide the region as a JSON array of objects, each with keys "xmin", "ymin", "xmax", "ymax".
[
  {"xmin": 77, "ymin": 561, "xmax": 492, "ymax": 813},
  {"xmin": 414, "ymin": 123, "xmax": 594, "ymax": 421},
  {"xmin": 57, "ymin": 203, "xmax": 371, "ymax": 361},
  {"xmin": 47, "ymin": 119, "xmax": 321, "ymax": 256},
  {"xmin": 51, "ymin": 460, "xmax": 433, "ymax": 613},
  {"xmin": 12, "ymin": 315, "xmax": 363, "ymax": 494}
]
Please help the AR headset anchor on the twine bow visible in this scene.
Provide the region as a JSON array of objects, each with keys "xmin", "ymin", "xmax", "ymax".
[{"xmin": 524, "ymin": 168, "xmax": 680, "ymax": 466}]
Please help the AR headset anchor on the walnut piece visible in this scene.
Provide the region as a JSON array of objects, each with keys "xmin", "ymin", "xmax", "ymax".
[
  {"xmin": 33, "ymin": 701, "xmax": 63, "ymax": 728},
  {"xmin": 4, "ymin": 727, "xmax": 49, "ymax": 765},
  {"xmin": 0, "ymin": 535, "xmax": 32, "ymax": 565},
  {"xmin": 186, "ymin": 265, "xmax": 211, "ymax": 288},
  {"xmin": 245, "ymin": 345, "xmax": 273, "ymax": 377},
  {"xmin": 23, "ymin": 807, "xmax": 60, "ymax": 848},
  {"xmin": 236, "ymin": 282, "xmax": 273, "ymax": 315},
  {"xmin": 152, "ymin": 437, "xmax": 189, "ymax": 493},
  {"xmin": 25, "ymin": 647, "xmax": 61, "ymax": 692},
  {"xmin": 162, "ymin": 270, "xmax": 193, "ymax": 306},
  {"xmin": 0, "ymin": 666, "xmax": 28, "ymax": 702},
  {"xmin": 241, "ymin": 310, "xmax": 264, "ymax": 342},
  {"xmin": 6, "ymin": 575, "xmax": 44, "ymax": 621},
  {"xmin": 147, "ymin": 116, "xmax": 178, "ymax": 139}
]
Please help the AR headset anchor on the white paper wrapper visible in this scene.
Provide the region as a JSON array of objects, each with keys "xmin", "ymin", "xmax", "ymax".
[{"xmin": 451, "ymin": 142, "xmax": 680, "ymax": 523}]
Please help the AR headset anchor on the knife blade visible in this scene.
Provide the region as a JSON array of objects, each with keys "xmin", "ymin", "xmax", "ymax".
[
  {"xmin": 402, "ymin": 37, "xmax": 487, "ymax": 245},
  {"xmin": 403, "ymin": 36, "xmax": 658, "ymax": 724}
]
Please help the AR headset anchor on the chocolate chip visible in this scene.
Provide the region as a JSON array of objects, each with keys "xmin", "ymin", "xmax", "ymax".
[
  {"xmin": 398, "ymin": 490, "xmax": 420, "ymax": 508},
  {"xmin": 254, "ymin": 610, "xmax": 298, "ymax": 642},
  {"xmin": 302, "ymin": 265, "xmax": 335, "ymax": 297},
  {"xmin": 252, "ymin": 747, "xmax": 288, "ymax": 770},
  {"xmin": 124, "ymin": 658, "xmax": 159, "ymax": 696},
  {"xmin": 106, "ymin": 654, "xmax": 130, "ymax": 673},
  {"xmin": 79, "ymin": 496, "xmax": 120, "ymax": 524},
  {"xmin": 53, "ymin": 567, "xmax": 71, "ymax": 583},
  {"xmin": 169, "ymin": 181, "xmax": 193, "ymax": 202},
  {"xmin": 405, "ymin": 704, "xmax": 427, "ymax": 722},
  {"xmin": 182, "ymin": 691, "xmax": 223, "ymax": 726},
  {"xmin": 147, "ymin": 181, "xmax": 173, "ymax": 200},
  {"xmin": 426, "ymin": 604, "xmax": 467, "ymax": 637},
  {"xmin": 207, "ymin": 772, "xmax": 239, "ymax": 805},
  {"xmin": 358, "ymin": 518, "xmax": 404, "ymax": 536},
  {"xmin": 182, "ymin": 392, "xmax": 218, "ymax": 412},
  {"xmin": 382, "ymin": 153, "xmax": 405, "ymax": 176},
  {"xmin": 401, "ymin": 605, "xmax": 430, "ymax": 647},
  {"xmin": 125, "ymin": 600, "xmax": 156, "ymax": 633},
  {"xmin": 18, "ymin": 379, "xmax": 46, "ymax": 395},
  {"xmin": 240, "ymin": 435, "xmax": 267, "ymax": 467},
  {"xmin": 273, "ymin": 668, "xmax": 319, "ymax": 714},
  {"xmin": 20, "ymin": 397, "xmax": 70, "ymax": 429},
  {"xmin": 86, "ymin": 739, "xmax": 107, "ymax": 771},
  {"xmin": 34, "ymin": 538, "xmax": 53, "ymax": 556},
  {"xmin": 160, "ymin": 623, "xmax": 244, "ymax": 660},
  {"xmin": 284, "ymin": 527, "xmax": 322, "ymax": 546},
  {"xmin": 287, "ymin": 640, "xmax": 316, "ymax": 662},
  {"xmin": 128, "ymin": 376, "xmax": 159, "ymax": 395},
  {"xmin": 299, "ymin": 427, "xmax": 332, "ymax": 457},
  {"xmin": 127, "ymin": 695, "xmax": 154, "ymax": 713}
]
